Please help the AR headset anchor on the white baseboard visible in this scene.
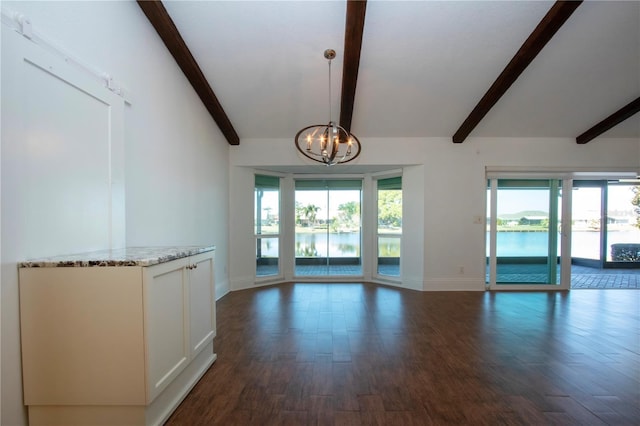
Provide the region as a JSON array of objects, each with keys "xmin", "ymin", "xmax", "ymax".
[
  {"xmin": 422, "ymin": 278, "xmax": 486, "ymax": 291},
  {"xmin": 229, "ymin": 276, "xmax": 255, "ymax": 291},
  {"xmin": 215, "ymin": 279, "xmax": 229, "ymax": 300}
]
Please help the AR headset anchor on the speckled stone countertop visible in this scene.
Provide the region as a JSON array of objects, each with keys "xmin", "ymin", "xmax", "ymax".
[{"xmin": 19, "ymin": 246, "xmax": 215, "ymax": 268}]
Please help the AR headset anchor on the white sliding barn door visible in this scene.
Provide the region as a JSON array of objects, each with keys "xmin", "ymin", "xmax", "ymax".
[{"xmin": 2, "ymin": 26, "xmax": 125, "ymax": 256}]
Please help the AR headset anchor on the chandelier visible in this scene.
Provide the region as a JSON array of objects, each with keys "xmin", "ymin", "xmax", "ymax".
[{"xmin": 294, "ymin": 49, "xmax": 361, "ymax": 166}]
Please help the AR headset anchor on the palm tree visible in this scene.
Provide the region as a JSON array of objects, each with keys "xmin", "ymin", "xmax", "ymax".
[{"xmin": 303, "ymin": 204, "xmax": 320, "ymax": 227}]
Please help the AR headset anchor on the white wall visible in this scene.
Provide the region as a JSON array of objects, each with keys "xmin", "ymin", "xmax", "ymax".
[
  {"xmin": 228, "ymin": 136, "xmax": 639, "ymax": 292},
  {"xmin": 1, "ymin": 2, "xmax": 230, "ymax": 425}
]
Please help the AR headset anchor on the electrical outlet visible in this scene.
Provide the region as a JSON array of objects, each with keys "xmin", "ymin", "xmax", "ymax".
[{"xmin": 459, "ymin": 266, "xmax": 464, "ymax": 274}]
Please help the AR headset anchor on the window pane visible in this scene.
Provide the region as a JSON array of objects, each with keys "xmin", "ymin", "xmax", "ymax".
[
  {"xmin": 494, "ymin": 179, "xmax": 561, "ymax": 284},
  {"xmin": 256, "ymin": 237, "xmax": 279, "ymax": 276},
  {"xmin": 255, "ymin": 175, "xmax": 279, "ymax": 235},
  {"xmin": 377, "ymin": 189, "xmax": 402, "ymax": 234},
  {"xmin": 255, "ymin": 175, "xmax": 280, "ymax": 278},
  {"xmin": 607, "ymin": 184, "xmax": 640, "ymax": 262},
  {"xmin": 377, "ymin": 177, "xmax": 402, "ymax": 278},
  {"xmin": 571, "ymin": 186, "xmax": 602, "ymax": 260},
  {"xmin": 378, "ymin": 236, "xmax": 400, "ymax": 276}
]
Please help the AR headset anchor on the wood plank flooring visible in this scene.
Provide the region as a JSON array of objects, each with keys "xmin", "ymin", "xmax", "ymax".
[{"xmin": 166, "ymin": 284, "xmax": 640, "ymax": 425}]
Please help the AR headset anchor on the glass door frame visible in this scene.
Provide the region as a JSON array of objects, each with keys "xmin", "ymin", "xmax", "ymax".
[
  {"xmin": 571, "ymin": 180, "xmax": 605, "ymax": 269},
  {"xmin": 573, "ymin": 179, "xmax": 640, "ymax": 269},
  {"xmin": 254, "ymin": 173, "xmax": 283, "ymax": 282},
  {"xmin": 374, "ymin": 174, "xmax": 402, "ymax": 282},
  {"xmin": 486, "ymin": 175, "xmax": 572, "ymax": 290},
  {"xmin": 293, "ymin": 178, "xmax": 364, "ymax": 278}
]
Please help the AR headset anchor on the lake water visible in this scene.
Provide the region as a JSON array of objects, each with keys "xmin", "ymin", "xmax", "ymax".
[
  {"xmin": 294, "ymin": 232, "xmax": 361, "ymax": 257},
  {"xmin": 491, "ymin": 230, "xmax": 640, "ymax": 260},
  {"xmin": 263, "ymin": 231, "xmax": 640, "ymax": 259}
]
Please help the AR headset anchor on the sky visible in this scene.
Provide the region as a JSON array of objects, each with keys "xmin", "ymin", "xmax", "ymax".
[{"xmin": 490, "ymin": 185, "xmax": 636, "ymax": 216}]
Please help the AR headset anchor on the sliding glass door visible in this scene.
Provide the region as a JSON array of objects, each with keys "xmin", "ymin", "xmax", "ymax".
[
  {"xmin": 607, "ymin": 183, "xmax": 640, "ymax": 265},
  {"xmin": 487, "ymin": 179, "xmax": 566, "ymax": 288},
  {"xmin": 572, "ymin": 180, "xmax": 640, "ymax": 267},
  {"xmin": 571, "ymin": 183, "xmax": 603, "ymax": 265},
  {"xmin": 294, "ymin": 180, "xmax": 362, "ymax": 276}
]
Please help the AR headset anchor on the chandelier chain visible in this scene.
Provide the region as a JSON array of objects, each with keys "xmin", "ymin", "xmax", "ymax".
[{"xmin": 328, "ymin": 57, "xmax": 332, "ymax": 124}]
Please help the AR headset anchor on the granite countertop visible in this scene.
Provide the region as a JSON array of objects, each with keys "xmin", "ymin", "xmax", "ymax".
[{"xmin": 19, "ymin": 246, "xmax": 215, "ymax": 268}]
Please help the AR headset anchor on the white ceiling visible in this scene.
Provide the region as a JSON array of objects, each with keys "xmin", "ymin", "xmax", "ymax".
[{"xmin": 162, "ymin": 0, "xmax": 640, "ymax": 142}]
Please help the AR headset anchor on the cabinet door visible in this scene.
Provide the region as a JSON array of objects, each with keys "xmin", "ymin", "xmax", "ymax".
[
  {"xmin": 188, "ymin": 252, "xmax": 216, "ymax": 357},
  {"xmin": 143, "ymin": 259, "xmax": 189, "ymax": 403}
]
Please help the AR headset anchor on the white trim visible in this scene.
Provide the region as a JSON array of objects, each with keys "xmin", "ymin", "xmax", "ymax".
[
  {"xmin": 370, "ymin": 168, "xmax": 403, "ymax": 179},
  {"xmin": 215, "ymin": 279, "xmax": 230, "ymax": 301},
  {"xmin": 488, "ymin": 179, "xmax": 497, "ymax": 287},
  {"xmin": 423, "ymin": 278, "xmax": 485, "ymax": 291},
  {"xmin": 255, "ymin": 274, "xmax": 285, "ymax": 285},
  {"xmin": 291, "ymin": 173, "xmax": 366, "ymax": 180},
  {"xmin": 230, "ymin": 276, "xmax": 256, "ymax": 291},
  {"xmin": 361, "ymin": 175, "xmax": 374, "ymax": 280},
  {"xmin": 560, "ymin": 179, "xmax": 573, "ymax": 288},
  {"xmin": 486, "ymin": 166, "xmax": 639, "ymax": 180},
  {"xmin": 253, "ymin": 168, "xmax": 287, "ymax": 178},
  {"xmin": 372, "ymin": 275, "xmax": 403, "ymax": 286}
]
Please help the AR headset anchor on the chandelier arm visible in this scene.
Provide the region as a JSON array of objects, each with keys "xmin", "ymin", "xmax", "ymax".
[{"xmin": 337, "ymin": 139, "xmax": 362, "ymax": 164}]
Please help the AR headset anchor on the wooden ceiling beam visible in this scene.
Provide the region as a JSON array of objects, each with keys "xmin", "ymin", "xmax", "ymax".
[
  {"xmin": 452, "ymin": 1, "xmax": 582, "ymax": 143},
  {"xmin": 339, "ymin": 0, "xmax": 367, "ymax": 134},
  {"xmin": 137, "ymin": 0, "xmax": 240, "ymax": 145},
  {"xmin": 576, "ymin": 97, "xmax": 640, "ymax": 144}
]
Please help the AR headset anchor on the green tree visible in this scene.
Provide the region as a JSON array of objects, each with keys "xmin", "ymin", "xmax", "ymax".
[
  {"xmin": 302, "ymin": 204, "xmax": 320, "ymax": 227},
  {"xmin": 378, "ymin": 190, "xmax": 402, "ymax": 228},
  {"xmin": 334, "ymin": 201, "xmax": 360, "ymax": 231}
]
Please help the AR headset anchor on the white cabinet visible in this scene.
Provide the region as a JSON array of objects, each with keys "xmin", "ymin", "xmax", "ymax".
[
  {"xmin": 19, "ymin": 249, "xmax": 216, "ymax": 426},
  {"xmin": 143, "ymin": 252, "xmax": 216, "ymax": 402}
]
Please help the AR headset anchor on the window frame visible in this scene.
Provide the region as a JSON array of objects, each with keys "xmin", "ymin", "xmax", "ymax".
[
  {"xmin": 254, "ymin": 173, "xmax": 282, "ymax": 280},
  {"xmin": 374, "ymin": 174, "xmax": 402, "ymax": 282}
]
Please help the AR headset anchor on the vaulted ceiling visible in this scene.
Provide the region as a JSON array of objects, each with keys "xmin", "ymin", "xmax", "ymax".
[{"xmin": 140, "ymin": 0, "xmax": 640, "ymax": 145}]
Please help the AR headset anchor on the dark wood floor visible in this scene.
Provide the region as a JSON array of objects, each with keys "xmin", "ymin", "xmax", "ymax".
[{"xmin": 166, "ymin": 284, "xmax": 640, "ymax": 425}]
